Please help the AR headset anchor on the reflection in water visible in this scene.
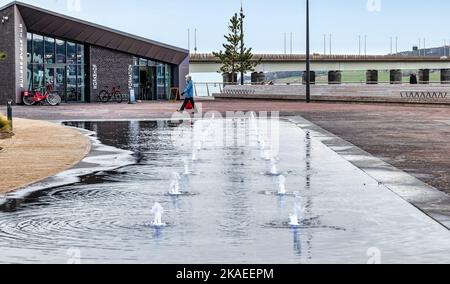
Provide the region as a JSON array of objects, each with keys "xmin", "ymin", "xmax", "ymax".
[
  {"xmin": 128, "ymin": 121, "xmax": 141, "ymax": 153},
  {"xmin": 153, "ymin": 227, "xmax": 163, "ymax": 241},
  {"xmin": 171, "ymin": 195, "xmax": 181, "ymax": 209},
  {"xmin": 292, "ymin": 228, "xmax": 302, "ymax": 256},
  {"xmin": 305, "ymin": 131, "xmax": 312, "ymax": 189},
  {"xmin": 220, "ymin": 119, "xmax": 251, "ymax": 240},
  {"xmin": 278, "ymin": 195, "xmax": 286, "ymax": 209},
  {"xmin": 302, "ymin": 130, "xmax": 313, "ymax": 260}
]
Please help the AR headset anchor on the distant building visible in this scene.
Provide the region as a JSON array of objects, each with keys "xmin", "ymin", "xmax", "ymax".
[{"xmin": 396, "ymin": 46, "xmax": 450, "ymax": 57}]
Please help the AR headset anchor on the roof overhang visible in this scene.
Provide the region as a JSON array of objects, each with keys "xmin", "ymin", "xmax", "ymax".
[{"xmin": 1, "ymin": 1, "xmax": 189, "ymax": 65}]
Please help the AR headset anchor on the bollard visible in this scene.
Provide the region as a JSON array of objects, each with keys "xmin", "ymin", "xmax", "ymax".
[
  {"xmin": 7, "ymin": 100, "xmax": 12, "ymax": 131},
  {"xmin": 302, "ymin": 71, "xmax": 316, "ymax": 85},
  {"xmin": 441, "ymin": 69, "xmax": 450, "ymax": 84},
  {"xmin": 419, "ymin": 69, "xmax": 430, "ymax": 84},
  {"xmin": 328, "ymin": 71, "xmax": 342, "ymax": 85},
  {"xmin": 390, "ymin": 70, "xmax": 402, "ymax": 84},
  {"xmin": 366, "ymin": 70, "xmax": 379, "ymax": 84}
]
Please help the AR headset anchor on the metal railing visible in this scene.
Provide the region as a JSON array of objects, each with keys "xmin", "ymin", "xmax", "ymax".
[
  {"xmin": 190, "ymin": 53, "xmax": 450, "ymax": 63},
  {"xmin": 193, "ymin": 82, "xmax": 236, "ymax": 97},
  {"xmin": 193, "ymin": 81, "xmax": 450, "ymax": 96}
]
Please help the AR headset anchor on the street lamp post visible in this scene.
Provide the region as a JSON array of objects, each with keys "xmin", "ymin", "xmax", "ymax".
[
  {"xmin": 187, "ymin": 29, "xmax": 190, "ymax": 52},
  {"xmin": 240, "ymin": 5, "xmax": 245, "ymax": 85},
  {"xmin": 305, "ymin": 0, "xmax": 311, "ymax": 103}
]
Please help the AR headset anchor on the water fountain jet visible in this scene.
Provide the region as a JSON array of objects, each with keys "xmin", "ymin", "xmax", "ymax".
[
  {"xmin": 183, "ymin": 159, "xmax": 190, "ymax": 175},
  {"xmin": 289, "ymin": 204, "xmax": 304, "ymax": 227},
  {"xmin": 270, "ymin": 158, "xmax": 279, "ymax": 176},
  {"xmin": 151, "ymin": 202, "xmax": 166, "ymax": 227},
  {"xmin": 262, "ymin": 150, "xmax": 272, "ymax": 161},
  {"xmin": 192, "ymin": 149, "xmax": 198, "ymax": 161},
  {"xmin": 169, "ymin": 173, "xmax": 182, "ymax": 196},
  {"xmin": 278, "ymin": 175, "xmax": 287, "ymax": 195}
]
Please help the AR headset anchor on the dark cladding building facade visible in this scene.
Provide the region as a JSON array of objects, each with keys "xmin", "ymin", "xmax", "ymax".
[{"xmin": 0, "ymin": 2, "xmax": 189, "ymax": 104}]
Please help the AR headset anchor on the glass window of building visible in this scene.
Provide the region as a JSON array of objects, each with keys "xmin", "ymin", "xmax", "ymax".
[
  {"xmin": 165, "ymin": 65, "xmax": 172, "ymax": 98},
  {"xmin": 27, "ymin": 65, "xmax": 32, "ymax": 91},
  {"xmin": 133, "ymin": 57, "xmax": 138, "ymax": 66},
  {"xmin": 44, "ymin": 37, "xmax": 55, "ymax": 64},
  {"xmin": 27, "ymin": 33, "xmax": 87, "ymax": 103},
  {"xmin": 156, "ymin": 63, "xmax": 166, "ymax": 99},
  {"xmin": 33, "ymin": 64, "xmax": 44, "ymax": 88},
  {"xmin": 54, "ymin": 67, "xmax": 65, "ymax": 95},
  {"xmin": 77, "ymin": 44, "xmax": 84, "ymax": 65},
  {"xmin": 56, "ymin": 39, "xmax": 66, "ymax": 64},
  {"xmin": 139, "ymin": 58, "xmax": 148, "ymax": 66},
  {"xmin": 32, "ymin": 34, "xmax": 43, "ymax": 64},
  {"xmin": 45, "ymin": 67, "xmax": 54, "ymax": 86},
  {"xmin": 67, "ymin": 42, "xmax": 77, "ymax": 64},
  {"xmin": 27, "ymin": 33, "xmax": 32, "ymax": 64},
  {"xmin": 66, "ymin": 65, "xmax": 77, "ymax": 101},
  {"xmin": 132, "ymin": 66, "xmax": 140, "ymax": 96},
  {"xmin": 77, "ymin": 65, "xmax": 85, "ymax": 102}
]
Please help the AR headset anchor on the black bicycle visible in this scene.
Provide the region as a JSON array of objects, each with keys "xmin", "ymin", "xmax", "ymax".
[{"xmin": 98, "ymin": 86, "xmax": 123, "ymax": 103}]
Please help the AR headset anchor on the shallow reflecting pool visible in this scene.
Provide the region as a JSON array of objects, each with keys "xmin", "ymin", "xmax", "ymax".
[{"xmin": 0, "ymin": 118, "xmax": 449, "ymax": 264}]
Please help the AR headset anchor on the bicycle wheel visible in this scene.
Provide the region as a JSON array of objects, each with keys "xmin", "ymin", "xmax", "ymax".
[
  {"xmin": 114, "ymin": 91, "xmax": 123, "ymax": 103},
  {"xmin": 99, "ymin": 90, "xmax": 110, "ymax": 103},
  {"xmin": 23, "ymin": 95, "xmax": 35, "ymax": 106},
  {"xmin": 47, "ymin": 93, "xmax": 61, "ymax": 106}
]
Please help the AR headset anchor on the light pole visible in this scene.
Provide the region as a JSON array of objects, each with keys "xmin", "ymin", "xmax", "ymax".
[
  {"xmin": 390, "ymin": 36, "xmax": 392, "ymax": 55},
  {"xmin": 194, "ymin": 28, "xmax": 197, "ymax": 54},
  {"xmin": 305, "ymin": 0, "xmax": 311, "ymax": 103},
  {"xmin": 418, "ymin": 38, "xmax": 421, "ymax": 56},
  {"xmin": 290, "ymin": 32, "xmax": 293, "ymax": 55},
  {"xmin": 364, "ymin": 35, "xmax": 367, "ymax": 57},
  {"xmin": 187, "ymin": 29, "xmax": 190, "ymax": 52},
  {"xmin": 395, "ymin": 36, "xmax": 398, "ymax": 55},
  {"xmin": 329, "ymin": 34, "xmax": 332, "ymax": 56},
  {"xmin": 424, "ymin": 38, "xmax": 426, "ymax": 56},
  {"xmin": 240, "ymin": 4, "xmax": 245, "ymax": 85},
  {"xmin": 359, "ymin": 35, "xmax": 362, "ymax": 56}
]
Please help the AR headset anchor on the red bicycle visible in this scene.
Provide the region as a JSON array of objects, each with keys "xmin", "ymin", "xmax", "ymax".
[
  {"xmin": 23, "ymin": 84, "xmax": 62, "ymax": 106},
  {"xmin": 98, "ymin": 85, "xmax": 123, "ymax": 103}
]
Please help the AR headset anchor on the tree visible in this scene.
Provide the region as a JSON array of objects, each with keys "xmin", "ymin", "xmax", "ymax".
[{"xmin": 213, "ymin": 10, "xmax": 259, "ymax": 84}]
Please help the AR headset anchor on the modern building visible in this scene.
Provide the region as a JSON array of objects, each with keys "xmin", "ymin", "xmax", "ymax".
[{"xmin": 0, "ymin": 1, "xmax": 189, "ymax": 104}]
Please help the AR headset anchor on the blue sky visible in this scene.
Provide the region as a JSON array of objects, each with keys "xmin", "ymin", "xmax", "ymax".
[{"xmin": 2, "ymin": 0, "xmax": 450, "ymax": 54}]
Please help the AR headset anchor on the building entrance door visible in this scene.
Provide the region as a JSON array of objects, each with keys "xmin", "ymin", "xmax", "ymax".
[{"xmin": 139, "ymin": 66, "xmax": 156, "ymax": 101}]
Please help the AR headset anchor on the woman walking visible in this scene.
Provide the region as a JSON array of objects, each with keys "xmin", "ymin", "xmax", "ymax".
[{"xmin": 178, "ymin": 75, "xmax": 196, "ymax": 113}]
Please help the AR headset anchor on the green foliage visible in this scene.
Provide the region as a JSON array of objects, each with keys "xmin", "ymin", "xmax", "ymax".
[
  {"xmin": 0, "ymin": 114, "xmax": 10, "ymax": 132},
  {"xmin": 213, "ymin": 12, "xmax": 259, "ymax": 83}
]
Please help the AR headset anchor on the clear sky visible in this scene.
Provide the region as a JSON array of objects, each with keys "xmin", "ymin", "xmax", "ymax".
[{"xmin": 2, "ymin": 0, "xmax": 450, "ymax": 55}]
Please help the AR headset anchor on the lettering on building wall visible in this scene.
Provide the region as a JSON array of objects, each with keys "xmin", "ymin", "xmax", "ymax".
[
  {"xmin": 128, "ymin": 65, "xmax": 133, "ymax": 89},
  {"xmin": 92, "ymin": 64, "xmax": 98, "ymax": 90},
  {"xmin": 18, "ymin": 24, "xmax": 24, "ymax": 89}
]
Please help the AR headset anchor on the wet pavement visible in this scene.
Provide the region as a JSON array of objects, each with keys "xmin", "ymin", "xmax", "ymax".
[
  {"xmin": 0, "ymin": 118, "xmax": 449, "ymax": 264},
  {"xmin": 7, "ymin": 100, "xmax": 450, "ymax": 196}
]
